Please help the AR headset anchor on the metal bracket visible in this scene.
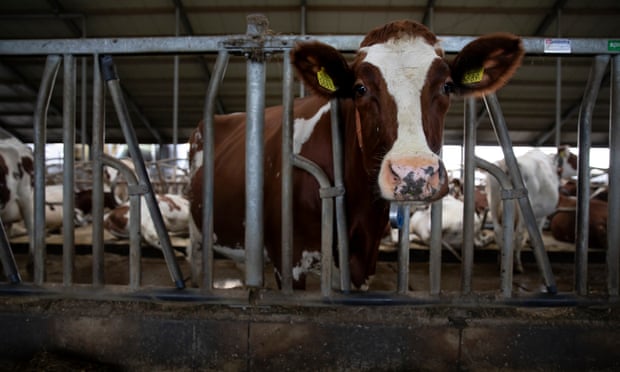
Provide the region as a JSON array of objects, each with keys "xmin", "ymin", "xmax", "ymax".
[
  {"xmin": 128, "ymin": 183, "xmax": 149, "ymax": 196},
  {"xmin": 501, "ymin": 187, "xmax": 528, "ymax": 200},
  {"xmin": 319, "ymin": 185, "xmax": 345, "ymax": 199}
]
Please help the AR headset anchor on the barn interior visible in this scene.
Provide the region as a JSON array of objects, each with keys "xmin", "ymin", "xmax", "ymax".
[{"xmin": 1, "ymin": 1, "xmax": 620, "ymax": 370}]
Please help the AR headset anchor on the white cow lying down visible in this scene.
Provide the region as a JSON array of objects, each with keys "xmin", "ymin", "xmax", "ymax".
[
  {"xmin": 486, "ymin": 148, "xmax": 568, "ymax": 273},
  {"xmin": 390, "ymin": 195, "xmax": 488, "ymax": 260},
  {"xmin": 103, "ymin": 193, "xmax": 189, "ymax": 253}
]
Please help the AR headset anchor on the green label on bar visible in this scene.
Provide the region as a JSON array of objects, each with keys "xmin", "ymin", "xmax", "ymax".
[{"xmin": 609, "ymin": 40, "xmax": 620, "ymax": 52}]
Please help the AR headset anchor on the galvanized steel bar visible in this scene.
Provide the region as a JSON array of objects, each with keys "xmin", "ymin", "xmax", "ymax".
[
  {"xmin": 476, "ymin": 157, "xmax": 515, "ymax": 298},
  {"xmin": 80, "ymin": 57, "xmax": 87, "ymax": 161},
  {"xmin": 292, "ymin": 155, "xmax": 334, "ymax": 297},
  {"xmin": 1, "ymin": 36, "xmax": 619, "ymax": 56},
  {"xmin": 280, "ymin": 51, "xmax": 294, "ymax": 294},
  {"xmin": 575, "ymin": 55, "xmax": 610, "ymax": 295},
  {"xmin": 429, "ymin": 200, "xmax": 441, "ymax": 295},
  {"xmin": 33, "ymin": 55, "xmax": 61, "ymax": 285},
  {"xmin": 608, "ymin": 55, "xmax": 620, "ymax": 297},
  {"xmin": 330, "ymin": 98, "xmax": 350, "ymax": 293},
  {"xmin": 102, "ymin": 155, "xmax": 141, "ymax": 289},
  {"xmin": 62, "ymin": 54, "xmax": 76, "ymax": 286},
  {"xmin": 199, "ymin": 50, "xmax": 229, "ymax": 291},
  {"xmin": 461, "ymin": 97, "xmax": 476, "ymax": 294},
  {"xmin": 397, "ymin": 204, "xmax": 411, "ymax": 294},
  {"xmin": 245, "ymin": 56, "xmax": 266, "ymax": 288},
  {"xmin": 101, "ymin": 55, "xmax": 185, "ymax": 289},
  {"xmin": 483, "ymin": 93, "xmax": 558, "ymax": 294},
  {"xmin": 91, "ymin": 54, "xmax": 105, "ymax": 286}
]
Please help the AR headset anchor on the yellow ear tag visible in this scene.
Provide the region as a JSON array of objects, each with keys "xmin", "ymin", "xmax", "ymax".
[
  {"xmin": 317, "ymin": 67, "xmax": 336, "ymax": 92},
  {"xmin": 462, "ymin": 67, "xmax": 484, "ymax": 85}
]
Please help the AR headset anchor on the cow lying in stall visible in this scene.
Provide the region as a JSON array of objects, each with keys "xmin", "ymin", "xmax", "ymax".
[
  {"xmin": 103, "ymin": 193, "xmax": 190, "ymax": 253},
  {"xmin": 550, "ymin": 194, "xmax": 608, "ymax": 250},
  {"xmin": 389, "ymin": 194, "xmax": 489, "ymax": 260},
  {"xmin": 486, "ymin": 147, "xmax": 578, "ymax": 273},
  {"xmin": 188, "ymin": 20, "xmax": 525, "ymax": 290}
]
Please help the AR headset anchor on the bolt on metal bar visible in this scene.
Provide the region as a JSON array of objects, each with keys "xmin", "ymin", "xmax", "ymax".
[
  {"xmin": 575, "ymin": 54, "xmax": 610, "ymax": 295},
  {"xmin": 608, "ymin": 55, "xmax": 620, "ymax": 297},
  {"xmin": 62, "ymin": 54, "xmax": 76, "ymax": 286},
  {"xmin": 280, "ymin": 51, "xmax": 294, "ymax": 294},
  {"xmin": 33, "ymin": 54, "xmax": 61, "ymax": 285},
  {"xmin": 198, "ymin": 50, "xmax": 229, "ymax": 291},
  {"xmin": 101, "ymin": 54, "xmax": 185, "ymax": 289},
  {"xmin": 483, "ymin": 93, "xmax": 557, "ymax": 295}
]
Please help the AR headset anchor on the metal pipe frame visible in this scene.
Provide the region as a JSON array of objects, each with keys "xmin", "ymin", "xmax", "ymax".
[
  {"xmin": 33, "ymin": 55, "xmax": 61, "ymax": 285},
  {"xmin": 91, "ymin": 53, "xmax": 105, "ymax": 287},
  {"xmin": 575, "ymin": 55, "xmax": 610, "ymax": 295},
  {"xmin": 0, "ymin": 220, "xmax": 20, "ymax": 283},
  {"xmin": 101, "ymin": 55, "xmax": 185, "ymax": 289},
  {"xmin": 483, "ymin": 93, "xmax": 558, "ymax": 295},
  {"xmin": 608, "ymin": 55, "xmax": 620, "ymax": 297},
  {"xmin": 198, "ymin": 50, "xmax": 230, "ymax": 291},
  {"xmin": 280, "ymin": 51, "xmax": 294, "ymax": 294},
  {"xmin": 397, "ymin": 204, "xmax": 412, "ymax": 294},
  {"xmin": 292, "ymin": 155, "xmax": 334, "ymax": 298},
  {"xmin": 461, "ymin": 97, "xmax": 476, "ymax": 294},
  {"xmin": 62, "ymin": 54, "xmax": 76, "ymax": 286}
]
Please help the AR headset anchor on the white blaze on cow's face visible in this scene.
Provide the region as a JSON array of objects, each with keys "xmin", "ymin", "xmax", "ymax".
[{"xmin": 361, "ymin": 36, "xmax": 448, "ymax": 202}]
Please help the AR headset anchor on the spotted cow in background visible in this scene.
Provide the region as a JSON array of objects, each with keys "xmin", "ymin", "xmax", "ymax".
[
  {"xmin": 189, "ymin": 20, "xmax": 525, "ymax": 289},
  {"xmin": 0, "ymin": 138, "xmax": 34, "ymax": 259},
  {"xmin": 486, "ymin": 147, "xmax": 578, "ymax": 273}
]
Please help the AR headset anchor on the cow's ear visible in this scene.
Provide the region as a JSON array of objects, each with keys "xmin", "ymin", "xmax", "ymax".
[
  {"xmin": 291, "ymin": 41, "xmax": 355, "ymax": 98},
  {"xmin": 448, "ymin": 33, "xmax": 524, "ymax": 97}
]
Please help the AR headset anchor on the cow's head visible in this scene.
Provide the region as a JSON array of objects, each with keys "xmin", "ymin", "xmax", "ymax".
[{"xmin": 292, "ymin": 20, "xmax": 524, "ymax": 203}]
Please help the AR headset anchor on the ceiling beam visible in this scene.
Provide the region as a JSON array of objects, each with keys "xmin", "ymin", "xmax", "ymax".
[
  {"xmin": 172, "ymin": 0, "xmax": 225, "ymax": 114},
  {"xmin": 533, "ymin": 0, "xmax": 568, "ymax": 36}
]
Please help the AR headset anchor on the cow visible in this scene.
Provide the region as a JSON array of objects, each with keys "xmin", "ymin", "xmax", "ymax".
[
  {"xmin": 0, "ymin": 137, "xmax": 35, "ymax": 263},
  {"xmin": 188, "ymin": 20, "xmax": 525, "ymax": 289},
  {"xmin": 549, "ymin": 194, "xmax": 608, "ymax": 250},
  {"xmin": 104, "ymin": 193, "xmax": 189, "ymax": 252},
  {"xmin": 389, "ymin": 194, "xmax": 489, "ymax": 260},
  {"xmin": 486, "ymin": 148, "xmax": 576, "ymax": 273}
]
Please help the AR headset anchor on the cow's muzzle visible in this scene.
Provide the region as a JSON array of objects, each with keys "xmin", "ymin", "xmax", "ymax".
[{"xmin": 379, "ymin": 154, "xmax": 449, "ymax": 202}]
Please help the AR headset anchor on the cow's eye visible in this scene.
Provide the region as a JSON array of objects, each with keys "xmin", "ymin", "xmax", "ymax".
[{"xmin": 354, "ymin": 84, "xmax": 367, "ymax": 97}]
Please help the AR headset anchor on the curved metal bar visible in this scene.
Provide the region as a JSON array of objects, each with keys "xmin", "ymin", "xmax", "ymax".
[
  {"xmin": 102, "ymin": 155, "xmax": 141, "ymax": 289},
  {"xmin": 575, "ymin": 55, "xmax": 610, "ymax": 295},
  {"xmin": 476, "ymin": 157, "xmax": 516, "ymax": 298},
  {"xmin": 33, "ymin": 55, "xmax": 61, "ymax": 285},
  {"xmin": 483, "ymin": 93, "xmax": 557, "ymax": 295},
  {"xmin": 100, "ymin": 55, "xmax": 185, "ymax": 289},
  {"xmin": 293, "ymin": 155, "xmax": 334, "ymax": 298}
]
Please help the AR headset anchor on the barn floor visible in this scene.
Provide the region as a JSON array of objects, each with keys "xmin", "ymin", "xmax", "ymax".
[{"xmin": 2, "ymin": 227, "xmax": 618, "ymax": 371}]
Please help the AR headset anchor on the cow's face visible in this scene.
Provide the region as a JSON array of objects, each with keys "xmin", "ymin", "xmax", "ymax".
[{"xmin": 292, "ymin": 20, "xmax": 524, "ymax": 203}]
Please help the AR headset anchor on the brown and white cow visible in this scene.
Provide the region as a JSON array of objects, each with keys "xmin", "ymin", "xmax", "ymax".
[
  {"xmin": 104, "ymin": 193, "xmax": 189, "ymax": 251},
  {"xmin": 0, "ymin": 138, "xmax": 34, "ymax": 257},
  {"xmin": 188, "ymin": 20, "xmax": 524, "ymax": 289}
]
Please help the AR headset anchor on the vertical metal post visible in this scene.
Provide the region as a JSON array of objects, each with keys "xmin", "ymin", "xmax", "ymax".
[
  {"xmin": 62, "ymin": 54, "xmax": 76, "ymax": 286},
  {"xmin": 101, "ymin": 55, "xmax": 185, "ymax": 289},
  {"xmin": 244, "ymin": 15, "xmax": 268, "ymax": 288},
  {"xmin": 555, "ymin": 9, "xmax": 563, "ymax": 148},
  {"xmin": 91, "ymin": 54, "xmax": 105, "ymax": 286},
  {"xmin": 200, "ymin": 50, "xmax": 229, "ymax": 291},
  {"xmin": 172, "ymin": 5, "xmax": 180, "ymax": 157},
  {"xmin": 330, "ymin": 98, "xmax": 350, "ymax": 292},
  {"xmin": 608, "ymin": 55, "xmax": 620, "ymax": 297},
  {"xmin": 575, "ymin": 55, "xmax": 610, "ymax": 295},
  {"xmin": 461, "ymin": 97, "xmax": 476, "ymax": 294},
  {"xmin": 280, "ymin": 51, "xmax": 294, "ymax": 294},
  {"xmin": 483, "ymin": 93, "xmax": 557, "ymax": 294},
  {"xmin": 80, "ymin": 57, "xmax": 88, "ymax": 160},
  {"xmin": 33, "ymin": 55, "xmax": 61, "ymax": 285},
  {"xmin": 397, "ymin": 204, "xmax": 411, "ymax": 294},
  {"xmin": 429, "ymin": 199, "xmax": 441, "ymax": 295}
]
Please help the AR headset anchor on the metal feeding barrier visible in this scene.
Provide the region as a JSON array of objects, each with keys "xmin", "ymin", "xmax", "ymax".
[{"xmin": 0, "ymin": 14, "xmax": 619, "ymax": 307}]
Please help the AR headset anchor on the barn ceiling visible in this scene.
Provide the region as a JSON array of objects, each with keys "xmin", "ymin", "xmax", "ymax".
[{"xmin": 0, "ymin": 0, "xmax": 619, "ymax": 149}]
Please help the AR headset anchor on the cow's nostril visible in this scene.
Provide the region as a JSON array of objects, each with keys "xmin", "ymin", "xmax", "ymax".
[{"xmin": 389, "ymin": 164, "xmax": 400, "ymax": 183}]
